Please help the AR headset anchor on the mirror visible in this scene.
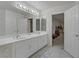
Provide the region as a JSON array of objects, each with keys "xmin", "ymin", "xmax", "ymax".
[
  {"xmin": 0, "ymin": 9, "xmax": 34, "ymax": 37},
  {"xmin": 41, "ymin": 18, "xmax": 46, "ymax": 31},
  {"xmin": 16, "ymin": 13, "xmax": 34, "ymax": 34},
  {"xmin": 0, "ymin": 1, "xmax": 42, "ymax": 37},
  {"xmin": 36, "ymin": 19, "xmax": 40, "ymax": 31}
]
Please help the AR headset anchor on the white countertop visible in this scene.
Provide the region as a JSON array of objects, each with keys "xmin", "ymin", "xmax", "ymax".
[{"xmin": 0, "ymin": 31, "xmax": 47, "ymax": 46}]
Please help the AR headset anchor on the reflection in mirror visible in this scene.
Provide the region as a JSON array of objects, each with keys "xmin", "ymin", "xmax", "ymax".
[
  {"xmin": 0, "ymin": 9, "xmax": 34, "ymax": 37},
  {"xmin": 0, "ymin": 10, "xmax": 18, "ymax": 37},
  {"xmin": 17, "ymin": 16, "xmax": 28, "ymax": 34},
  {"xmin": 27, "ymin": 18, "xmax": 33, "ymax": 33},
  {"xmin": 36, "ymin": 19, "xmax": 40, "ymax": 31},
  {"xmin": 41, "ymin": 18, "xmax": 46, "ymax": 31},
  {"xmin": 0, "ymin": 1, "xmax": 40, "ymax": 38},
  {"xmin": 16, "ymin": 14, "xmax": 34, "ymax": 34}
]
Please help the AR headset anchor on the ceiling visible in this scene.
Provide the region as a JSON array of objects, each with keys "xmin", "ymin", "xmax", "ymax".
[
  {"xmin": 0, "ymin": 1, "xmax": 76, "ymax": 17},
  {"xmin": 26, "ymin": 1, "xmax": 75, "ymax": 11},
  {"xmin": 0, "ymin": 1, "xmax": 76, "ymax": 13}
]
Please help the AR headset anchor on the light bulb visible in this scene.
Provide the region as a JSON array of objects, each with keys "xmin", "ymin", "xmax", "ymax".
[
  {"xmin": 19, "ymin": 4, "xmax": 22, "ymax": 8},
  {"xmin": 15, "ymin": 3, "xmax": 40, "ymax": 16},
  {"xmin": 23, "ymin": 6, "xmax": 26, "ymax": 9}
]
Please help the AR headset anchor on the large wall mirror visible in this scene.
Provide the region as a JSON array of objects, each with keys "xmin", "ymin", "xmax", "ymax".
[
  {"xmin": 16, "ymin": 13, "xmax": 34, "ymax": 34},
  {"xmin": 36, "ymin": 18, "xmax": 46, "ymax": 31},
  {"xmin": 0, "ymin": 9, "xmax": 34, "ymax": 37},
  {"xmin": 0, "ymin": 2, "xmax": 47, "ymax": 37},
  {"xmin": 0, "ymin": 10, "xmax": 47, "ymax": 37}
]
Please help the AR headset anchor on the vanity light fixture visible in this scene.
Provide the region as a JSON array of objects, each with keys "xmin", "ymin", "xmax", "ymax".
[
  {"xmin": 19, "ymin": 4, "xmax": 22, "ymax": 8},
  {"xmin": 15, "ymin": 2, "xmax": 39, "ymax": 16}
]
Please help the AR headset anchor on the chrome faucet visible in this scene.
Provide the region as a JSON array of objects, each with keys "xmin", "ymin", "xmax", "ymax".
[{"xmin": 16, "ymin": 34, "xmax": 20, "ymax": 38}]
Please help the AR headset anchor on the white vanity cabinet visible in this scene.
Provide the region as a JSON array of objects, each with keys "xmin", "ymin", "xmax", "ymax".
[
  {"xmin": 14, "ymin": 40, "xmax": 30, "ymax": 58},
  {"xmin": 0, "ymin": 33, "xmax": 48, "ymax": 58},
  {"xmin": 15, "ymin": 34, "xmax": 48, "ymax": 58}
]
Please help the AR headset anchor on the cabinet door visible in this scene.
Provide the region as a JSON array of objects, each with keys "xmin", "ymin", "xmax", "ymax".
[
  {"xmin": 27, "ymin": 35, "xmax": 48, "ymax": 56},
  {"xmin": 39, "ymin": 35, "xmax": 48, "ymax": 47},
  {"xmin": 0, "ymin": 43, "xmax": 15, "ymax": 58},
  {"xmin": 28, "ymin": 38, "xmax": 37, "ymax": 55},
  {"xmin": 15, "ymin": 40, "xmax": 30, "ymax": 58},
  {"xmin": 15, "ymin": 35, "xmax": 48, "ymax": 58}
]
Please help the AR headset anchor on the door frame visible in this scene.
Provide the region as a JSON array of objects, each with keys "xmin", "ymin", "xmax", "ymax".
[{"xmin": 52, "ymin": 13, "xmax": 64, "ymax": 45}]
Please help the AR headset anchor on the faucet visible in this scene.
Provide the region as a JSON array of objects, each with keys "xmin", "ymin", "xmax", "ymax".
[{"xmin": 16, "ymin": 34, "xmax": 20, "ymax": 38}]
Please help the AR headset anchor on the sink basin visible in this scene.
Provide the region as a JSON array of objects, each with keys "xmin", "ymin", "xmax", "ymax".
[{"xmin": 28, "ymin": 33, "xmax": 33, "ymax": 35}]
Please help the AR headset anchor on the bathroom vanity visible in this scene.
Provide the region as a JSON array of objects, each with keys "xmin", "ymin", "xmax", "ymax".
[
  {"xmin": 0, "ymin": 2, "xmax": 48, "ymax": 58},
  {"xmin": 0, "ymin": 32, "xmax": 48, "ymax": 58},
  {"xmin": 0, "ymin": 8, "xmax": 47, "ymax": 58}
]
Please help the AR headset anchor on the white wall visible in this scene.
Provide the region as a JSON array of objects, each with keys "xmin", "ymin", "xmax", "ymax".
[{"xmin": 41, "ymin": 6, "xmax": 74, "ymax": 46}]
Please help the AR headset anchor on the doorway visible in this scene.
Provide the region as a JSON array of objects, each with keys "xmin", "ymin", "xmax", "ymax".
[
  {"xmin": 52, "ymin": 13, "xmax": 64, "ymax": 47},
  {"xmin": 28, "ymin": 19, "xmax": 33, "ymax": 33}
]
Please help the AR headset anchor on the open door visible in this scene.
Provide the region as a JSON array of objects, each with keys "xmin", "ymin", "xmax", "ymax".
[
  {"xmin": 52, "ymin": 13, "xmax": 64, "ymax": 46},
  {"xmin": 64, "ymin": 4, "xmax": 79, "ymax": 57}
]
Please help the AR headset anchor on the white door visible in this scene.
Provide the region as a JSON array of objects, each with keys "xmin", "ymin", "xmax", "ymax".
[{"xmin": 64, "ymin": 4, "xmax": 79, "ymax": 57}]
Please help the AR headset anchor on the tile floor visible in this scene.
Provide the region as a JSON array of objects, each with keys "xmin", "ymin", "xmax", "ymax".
[
  {"xmin": 41, "ymin": 45, "xmax": 73, "ymax": 58},
  {"xmin": 30, "ymin": 44, "xmax": 73, "ymax": 58},
  {"xmin": 30, "ymin": 33, "xmax": 73, "ymax": 58}
]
